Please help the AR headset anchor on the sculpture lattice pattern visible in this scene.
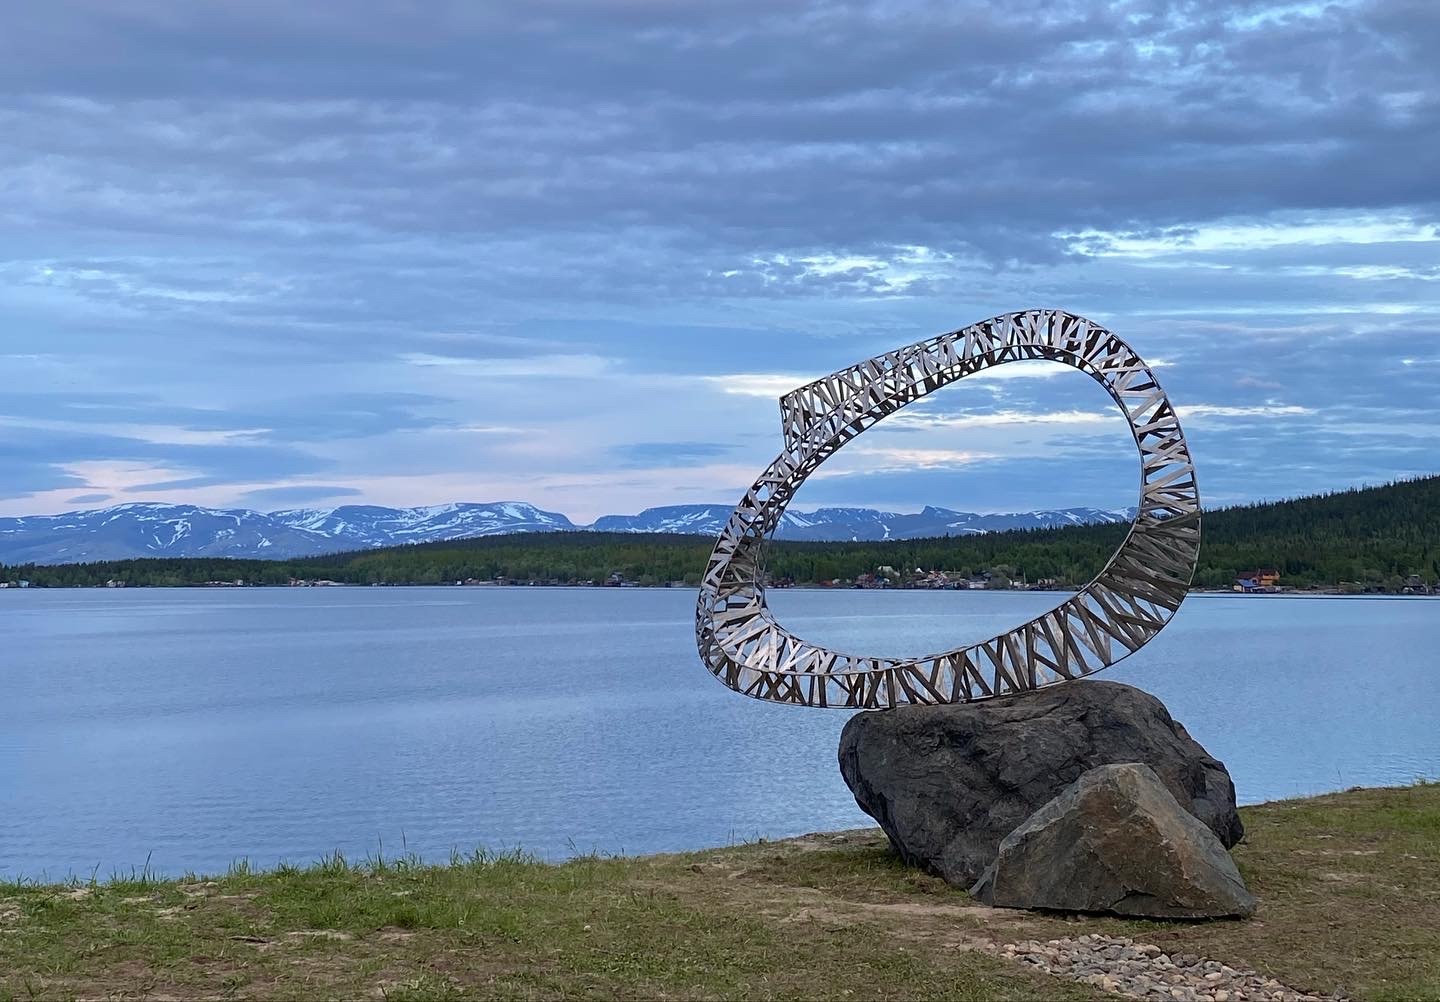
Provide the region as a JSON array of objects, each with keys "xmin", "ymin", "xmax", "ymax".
[{"xmin": 694, "ymin": 309, "xmax": 1201, "ymax": 708}]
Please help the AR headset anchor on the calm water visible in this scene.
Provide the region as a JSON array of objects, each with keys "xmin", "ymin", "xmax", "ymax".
[{"xmin": 2, "ymin": 588, "xmax": 1437, "ymax": 880}]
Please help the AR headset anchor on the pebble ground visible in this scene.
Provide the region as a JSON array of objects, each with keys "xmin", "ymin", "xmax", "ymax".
[{"xmin": 987, "ymin": 934, "xmax": 1341, "ymax": 1001}]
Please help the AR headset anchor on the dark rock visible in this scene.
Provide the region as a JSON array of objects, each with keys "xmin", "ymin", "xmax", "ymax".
[
  {"xmin": 837, "ymin": 680, "xmax": 1242, "ymax": 886},
  {"xmin": 969, "ymin": 763, "xmax": 1256, "ymax": 918}
]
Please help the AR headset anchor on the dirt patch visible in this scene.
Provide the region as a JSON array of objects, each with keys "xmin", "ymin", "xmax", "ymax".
[
  {"xmin": 1291, "ymin": 849, "xmax": 1380, "ymax": 858},
  {"xmin": 778, "ymin": 904, "xmax": 862, "ymax": 930},
  {"xmin": 285, "ymin": 929, "xmax": 355, "ymax": 941},
  {"xmin": 758, "ymin": 881, "xmax": 1014, "ymax": 940},
  {"xmin": 63, "ymin": 959, "xmax": 230, "ymax": 1002},
  {"xmin": 850, "ymin": 897, "xmax": 1001, "ymax": 922},
  {"xmin": 374, "ymin": 927, "xmax": 417, "ymax": 943},
  {"xmin": 774, "ymin": 830, "xmax": 883, "ymax": 852}
]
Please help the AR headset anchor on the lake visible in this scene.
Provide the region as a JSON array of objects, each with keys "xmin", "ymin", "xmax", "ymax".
[{"xmin": 3, "ymin": 587, "xmax": 1437, "ymax": 880}]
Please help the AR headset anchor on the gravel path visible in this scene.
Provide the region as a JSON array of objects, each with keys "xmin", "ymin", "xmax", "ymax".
[{"xmin": 988, "ymin": 934, "xmax": 1341, "ymax": 1001}]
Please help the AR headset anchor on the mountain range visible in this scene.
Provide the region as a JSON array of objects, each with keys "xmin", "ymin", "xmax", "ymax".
[{"xmin": 0, "ymin": 501, "xmax": 1135, "ymax": 565}]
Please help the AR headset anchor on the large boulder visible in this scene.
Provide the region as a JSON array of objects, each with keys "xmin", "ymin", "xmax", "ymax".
[
  {"xmin": 970, "ymin": 763, "xmax": 1256, "ymax": 918},
  {"xmin": 837, "ymin": 679, "xmax": 1241, "ymax": 886}
]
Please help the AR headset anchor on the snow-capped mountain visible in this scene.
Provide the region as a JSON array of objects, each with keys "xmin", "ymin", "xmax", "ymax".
[
  {"xmin": 589, "ymin": 505, "xmax": 737, "ymax": 535},
  {"xmin": 0, "ymin": 501, "xmax": 1134, "ymax": 565},
  {"xmin": 270, "ymin": 503, "xmax": 575, "ymax": 548},
  {"xmin": 595, "ymin": 504, "xmax": 1135, "ymax": 541},
  {"xmin": 0, "ymin": 504, "xmax": 329, "ymax": 566},
  {"xmin": 0, "ymin": 502, "xmax": 575, "ymax": 565}
]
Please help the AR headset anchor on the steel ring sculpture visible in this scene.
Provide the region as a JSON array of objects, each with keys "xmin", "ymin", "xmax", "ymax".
[{"xmin": 695, "ymin": 309, "xmax": 1200, "ymax": 709}]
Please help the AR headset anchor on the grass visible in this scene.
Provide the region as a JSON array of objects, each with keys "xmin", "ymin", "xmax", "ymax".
[{"xmin": 2, "ymin": 784, "xmax": 1438, "ymax": 1001}]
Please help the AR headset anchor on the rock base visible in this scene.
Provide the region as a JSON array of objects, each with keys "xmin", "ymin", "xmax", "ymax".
[{"xmin": 837, "ymin": 679, "xmax": 1243, "ymax": 887}]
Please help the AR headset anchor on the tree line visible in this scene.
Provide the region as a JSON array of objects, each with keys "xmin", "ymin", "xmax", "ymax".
[{"xmin": 5, "ymin": 475, "xmax": 1439, "ymax": 591}]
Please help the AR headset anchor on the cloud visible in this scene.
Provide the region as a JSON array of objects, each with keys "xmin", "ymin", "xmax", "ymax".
[
  {"xmin": 238, "ymin": 484, "xmax": 365, "ymax": 507},
  {"xmin": 0, "ymin": 392, "xmax": 455, "ymax": 444},
  {"xmin": 889, "ymin": 408, "xmax": 1116, "ymax": 431},
  {"xmin": 701, "ymin": 374, "xmax": 816, "ymax": 398},
  {"xmin": 609, "ymin": 442, "xmax": 737, "ymax": 468},
  {"xmin": 1176, "ymin": 403, "xmax": 1316, "ymax": 419},
  {"xmin": 0, "ymin": 426, "xmax": 332, "ymax": 500},
  {"xmin": 1065, "ymin": 214, "xmax": 1440, "ymax": 258},
  {"xmin": 789, "ymin": 454, "xmax": 1138, "ymax": 513},
  {"xmin": 398, "ymin": 353, "xmax": 614, "ymax": 378},
  {"xmin": 841, "ymin": 447, "xmax": 1001, "ymax": 471},
  {"xmin": 0, "ymin": 458, "xmax": 90, "ymax": 500}
]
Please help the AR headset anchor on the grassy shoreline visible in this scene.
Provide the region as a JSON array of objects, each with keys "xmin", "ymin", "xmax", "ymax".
[{"xmin": 3, "ymin": 784, "xmax": 1437, "ymax": 1001}]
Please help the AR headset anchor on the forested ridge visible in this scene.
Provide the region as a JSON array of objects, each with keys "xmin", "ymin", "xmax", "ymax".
[{"xmin": 6, "ymin": 475, "xmax": 1439, "ymax": 591}]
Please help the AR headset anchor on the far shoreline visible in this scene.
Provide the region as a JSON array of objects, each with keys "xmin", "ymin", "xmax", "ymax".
[{"xmin": 5, "ymin": 582, "xmax": 1437, "ymax": 598}]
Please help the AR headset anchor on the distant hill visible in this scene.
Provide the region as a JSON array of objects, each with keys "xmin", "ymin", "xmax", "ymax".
[
  {"xmin": 6, "ymin": 476, "xmax": 1438, "ymax": 592},
  {"xmin": 0, "ymin": 501, "xmax": 1133, "ymax": 565}
]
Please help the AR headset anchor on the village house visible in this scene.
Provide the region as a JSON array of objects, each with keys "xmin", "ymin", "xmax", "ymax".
[
  {"xmin": 908, "ymin": 568, "xmax": 954, "ymax": 589},
  {"xmin": 1234, "ymin": 568, "xmax": 1281, "ymax": 592},
  {"xmin": 1403, "ymin": 574, "xmax": 1432, "ymax": 595}
]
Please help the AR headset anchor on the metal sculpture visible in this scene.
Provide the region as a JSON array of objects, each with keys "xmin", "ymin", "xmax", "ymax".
[{"xmin": 695, "ymin": 309, "xmax": 1200, "ymax": 708}]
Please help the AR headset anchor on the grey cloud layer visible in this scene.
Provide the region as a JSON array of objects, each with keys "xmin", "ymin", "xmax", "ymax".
[{"xmin": 4, "ymin": 1, "xmax": 1436, "ymax": 267}]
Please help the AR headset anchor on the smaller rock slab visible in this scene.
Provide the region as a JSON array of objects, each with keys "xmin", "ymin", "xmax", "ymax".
[{"xmin": 971, "ymin": 762, "xmax": 1256, "ymax": 918}]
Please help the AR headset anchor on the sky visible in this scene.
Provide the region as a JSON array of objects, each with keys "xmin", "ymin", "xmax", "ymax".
[{"xmin": 1, "ymin": 0, "xmax": 1437, "ymax": 522}]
